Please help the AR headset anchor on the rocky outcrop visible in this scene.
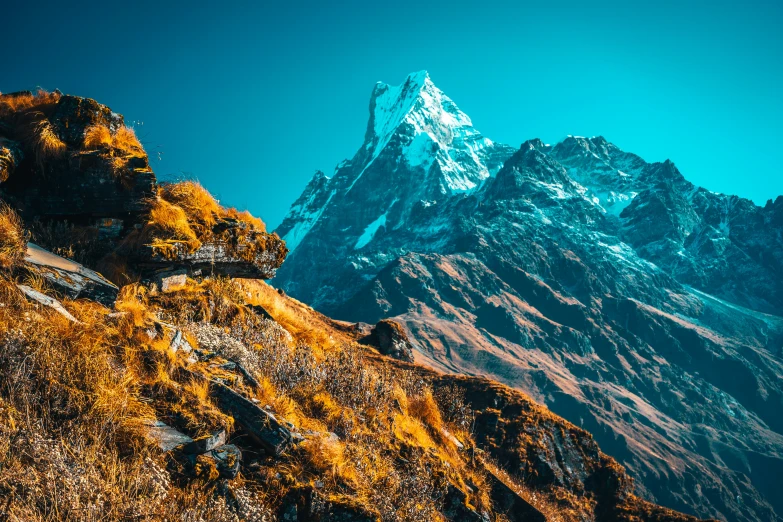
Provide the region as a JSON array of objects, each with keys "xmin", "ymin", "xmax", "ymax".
[
  {"xmin": 21, "ymin": 242, "xmax": 118, "ymax": 306},
  {"xmin": 0, "ymin": 91, "xmax": 285, "ymax": 283},
  {"xmin": 0, "ymin": 93, "xmax": 154, "ymax": 221},
  {"xmin": 210, "ymin": 380, "xmax": 294, "ymax": 456},
  {"xmin": 17, "ymin": 284, "xmax": 79, "ymax": 322},
  {"xmin": 133, "ymin": 222, "xmax": 288, "ymax": 280},
  {"xmin": 359, "ymin": 319, "xmax": 414, "ymax": 361}
]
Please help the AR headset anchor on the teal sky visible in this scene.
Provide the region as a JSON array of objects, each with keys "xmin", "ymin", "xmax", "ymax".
[{"xmin": 2, "ymin": 0, "xmax": 782, "ymax": 229}]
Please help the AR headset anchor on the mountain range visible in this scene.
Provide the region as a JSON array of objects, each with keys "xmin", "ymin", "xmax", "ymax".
[{"xmin": 274, "ymin": 71, "xmax": 783, "ymax": 522}]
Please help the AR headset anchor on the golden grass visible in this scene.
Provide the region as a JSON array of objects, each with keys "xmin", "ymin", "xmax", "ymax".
[
  {"xmin": 82, "ymin": 124, "xmax": 146, "ymax": 180},
  {"xmin": 300, "ymin": 435, "xmax": 359, "ymax": 488},
  {"xmin": 0, "ymin": 275, "xmax": 277, "ymax": 520},
  {"xmin": 0, "ymin": 203, "xmax": 27, "ymax": 270},
  {"xmin": 159, "ymin": 181, "xmax": 221, "ymax": 229},
  {"xmin": 0, "ymin": 89, "xmax": 61, "ymax": 119},
  {"xmin": 113, "ymin": 126, "xmax": 144, "ymax": 156},
  {"xmin": 225, "ymin": 207, "xmax": 267, "ymax": 232},
  {"xmin": 26, "ymin": 118, "xmax": 66, "ymax": 168},
  {"xmin": 240, "ymin": 279, "xmax": 342, "ymax": 350},
  {"xmin": 0, "ymin": 90, "xmax": 65, "ymax": 169},
  {"xmin": 149, "ymin": 198, "xmax": 199, "ymax": 244},
  {"xmin": 115, "ymin": 182, "xmax": 274, "ymax": 268},
  {"xmin": 83, "ymin": 123, "xmax": 113, "ymax": 149},
  {"xmin": 83, "ymin": 123, "xmax": 144, "ymax": 156}
]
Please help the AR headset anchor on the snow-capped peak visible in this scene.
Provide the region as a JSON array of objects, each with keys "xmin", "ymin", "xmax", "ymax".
[{"xmin": 349, "ymin": 71, "xmax": 507, "ymax": 194}]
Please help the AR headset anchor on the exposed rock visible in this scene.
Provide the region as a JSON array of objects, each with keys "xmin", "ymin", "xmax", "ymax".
[
  {"xmin": 201, "ymin": 444, "xmax": 242, "ymax": 479},
  {"xmin": 278, "ymin": 485, "xmax": 381, "ymax": 522},
  {"xmin": 21, "ymin": 242, "xmax": 118, "ymax": 306},
  {"xmin": 482, "ymin": 467, "xmax": 546, "ymax": 522},
  {"xmin": 442, "ymin": 484, "xmax": 489, "ymax": 522},
  {"xmin": 50, "ymin": 94, "xmax": 124, "ymax": 147},
  {"xmin": 440, "ymin": 428, "xmax": 464, "ymax": 451},
  {"xmin": 274, "ymin": 72, "xmax": 783, "ymax": 522},
  {"xmin": 145, "ymin": 420, "xmax": 193, "ymax": 452},
  {"xmin": 181, "ymin": 430, "xmax": 227, "ymax": 455},
  {"xmin": 155, "ymin": 269, "xmax": 187, "ymax": 292},
  {"xmin": 134, "ymin": 224, "xmax": 288, "ymax": 280},
  {"xmin": 169, "ymin": 329, "xmax": 195, "ymax": 357},
  {"xmin": 359, "ymin": 319, "xmax": 414, "ymax": 362},
  {"xmin": 17, "ymin": 284, "xmax": 79, "ymax": 323},
  {"xmin": 210, "ymin": 380, "xmax": 293, "ymax": 456}
]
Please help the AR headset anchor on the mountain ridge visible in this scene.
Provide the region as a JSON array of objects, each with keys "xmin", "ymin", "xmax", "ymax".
[{"xmin": 274, "ymin": 73, "xmax": 783, "ymax": 522}]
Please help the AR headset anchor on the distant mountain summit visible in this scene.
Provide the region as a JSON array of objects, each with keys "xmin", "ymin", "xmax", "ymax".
[
  {"xmin": 276, "ymin": 70, "xmax": 514, "ymax": 253},
  {"xmin": 274, "ymin": 73, "xmax": 783, "ymax": 522}
]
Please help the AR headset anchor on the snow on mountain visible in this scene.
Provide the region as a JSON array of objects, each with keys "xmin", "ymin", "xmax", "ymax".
[
  {"xmin": 348, "ymin": 70, "xmax": 502, "ymax": 194},
  {"xmin": 273, "ymin": 72, "xmax": 783, "ymax": 522},
  {"xmin": 277, "ymin": 71, "xmax": 514, "ymax": 255}
]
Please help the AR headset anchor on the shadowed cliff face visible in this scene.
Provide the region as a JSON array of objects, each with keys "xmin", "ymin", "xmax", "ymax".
[{"xmin": 275, "ymin": 74, "xmax": 783, "ymax": 522}]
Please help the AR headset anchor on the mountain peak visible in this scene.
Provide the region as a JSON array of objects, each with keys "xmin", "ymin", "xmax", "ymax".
[
  {"xmin": 364, "ymin": 70, "xmax": 468, "ymax": 158},
  {"xmin": 346, "ymin": 72, "xmax": 511, "ymax": 196}
]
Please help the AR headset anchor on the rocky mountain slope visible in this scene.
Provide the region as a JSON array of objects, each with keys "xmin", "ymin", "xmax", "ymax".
[
  {"xmin": 274, "ymin": 73, "xmax": 783, "ymax": 522},
  {"xmin": 0, "ymin": 90, "xmax": 709, "ymax": 521}
]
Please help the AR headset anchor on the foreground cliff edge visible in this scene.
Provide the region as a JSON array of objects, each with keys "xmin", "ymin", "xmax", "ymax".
[{"xmin": 0, "ymin": 90, "xmax": 711, "ymax": 521}]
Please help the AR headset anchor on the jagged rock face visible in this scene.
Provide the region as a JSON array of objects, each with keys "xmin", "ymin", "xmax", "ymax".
[
  {"xmin": 275, "ymin": 71, "xmax": 514, "ymax": 308},
  {"xmin": 0, "ymin": 92, "xmax": 285, "ymax": 282},
  {"xmin": 0, "ymin": 93, "xmax": 155, "ymax": 221},
  {"xmin": 274, "ymin": 73, "xmax": 783, "ymax": 522}
]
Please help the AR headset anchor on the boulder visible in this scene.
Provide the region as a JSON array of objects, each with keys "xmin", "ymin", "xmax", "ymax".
[
  {"xmin": 210, "ymin": 380, "xmax": 294, "ymax": 456},
  {"xmin": 21, "ymin": 243, "xmax": 118, "ymax": 306},
  {"xmin": 154, "ymin": 269, "xmax": 187, "ymax": 292},
  {"xmin": 359, "ymin": 319, "xmax": 414, "ymax": 362},
  {"xmin": 200, "ymin": 444, "xmax": 242, "ymax": 479}
]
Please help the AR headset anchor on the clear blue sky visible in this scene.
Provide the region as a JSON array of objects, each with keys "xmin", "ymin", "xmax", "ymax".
[{"xmin": 2, "ymin": 0, "xmax": 781, "ymax": 229}]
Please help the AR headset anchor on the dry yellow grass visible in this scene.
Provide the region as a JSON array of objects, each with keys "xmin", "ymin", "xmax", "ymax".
[
  {"xmin": 0, "ymin": 203, "xmax": 27, "ymax": 270},
  {"xmin": 83, "ymin": 123, "xmax": 144, "ymax": 156},
  {"xmin": 0, "ymin": 89, "xmax": 61, "ymax": 119},
  {"xmin": 0, "ymin": 90, "xmax": 65, "ymax": 169},
  {"xmin": 0, "ymin": 276, "xmax": 275, "ymax": 519},
  {"xmin": 26, "ymin": 118, "xmax": 66, "ymax": 167},
  {"xmin": 225, "ymin": 207, "xmax": 267, "ymax": 232},
  {"xmin": 239, "ymin": 279, "xmax": 342, "ymax": 350},
  {"xmin": 160, "ymin": 181, "xmax": 222, "ymax": 229},
  {"xmin": 114, "ymin": 182, "xmax": 274, "ymax": 268},
  {"xmin": 112, "ymin": 126, "xmax": 144, "ymax": 156},
  {"xmin": 83, "ymin": 123, "xmax": 113, "ymax": 149},
  {"xmin": 148, "ymin": 198, "xmax": 198, "ymax": 244}
]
